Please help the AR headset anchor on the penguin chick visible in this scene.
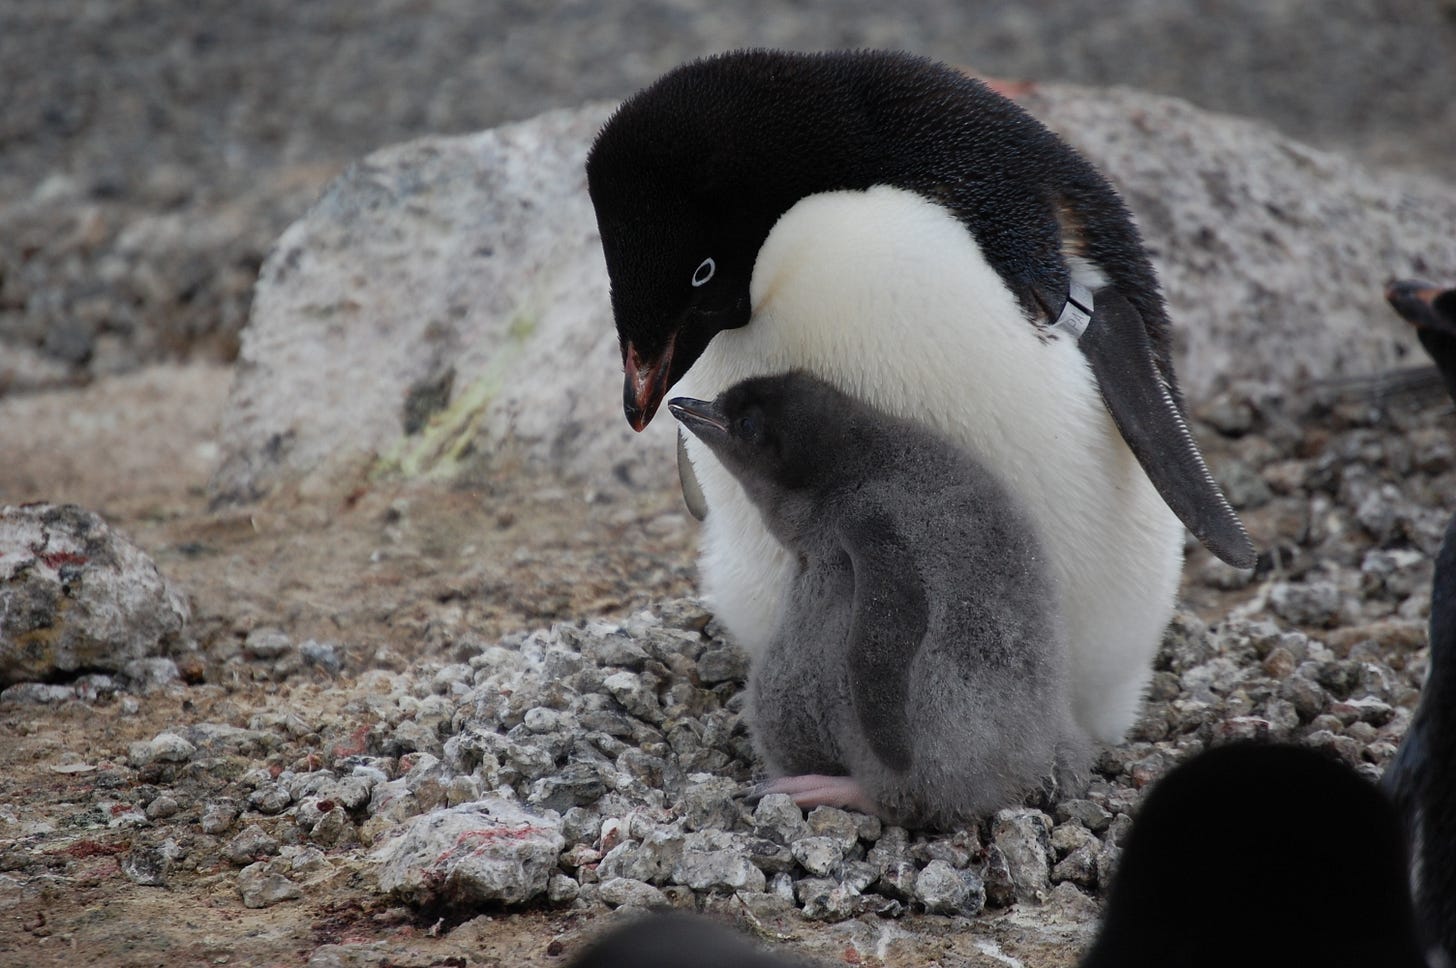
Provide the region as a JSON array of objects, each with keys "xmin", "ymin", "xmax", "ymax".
[
  {"xmin": 1383, "ymin": 278, "xmax": 1456, "ymax": 966},
  {"xmin": 669, "ymin": 372, "xmax": 1088, "ymax": 826},
  {"xmin": 1083, "ymin": 743, "xmax": 1425, "ymax": 968},
  {"xmin": 587, "ymin": 49, "xmax": 1254, "ymax": 745}
]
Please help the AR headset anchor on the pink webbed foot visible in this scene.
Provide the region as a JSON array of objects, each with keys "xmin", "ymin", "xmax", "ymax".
[{"xmin": 757, "ymin": 774, "xmax": 879, "ymax": 815}]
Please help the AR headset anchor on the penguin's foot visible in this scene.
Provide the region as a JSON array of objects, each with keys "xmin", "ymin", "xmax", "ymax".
[{"xmin": 756, "ymin": 774, "xmax": 878, "ymax": 814}]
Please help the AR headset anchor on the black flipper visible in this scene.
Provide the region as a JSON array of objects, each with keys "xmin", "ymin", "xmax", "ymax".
[
  {"xmin": 1072, "ymin": 285, "xmax": 1256, "ymax": 569},
  {"xmin": 677, "ymin": 428, "xmax": 708, "ymax": 521},
  {"xmin": 840, "ymin": 511, "xmax": 928, "ymax": 773}
]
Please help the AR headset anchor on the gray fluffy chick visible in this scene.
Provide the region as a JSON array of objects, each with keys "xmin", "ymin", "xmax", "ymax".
[{"xmin": 669, "ymin": 372, "xmax": 1089, "ymax": 827}]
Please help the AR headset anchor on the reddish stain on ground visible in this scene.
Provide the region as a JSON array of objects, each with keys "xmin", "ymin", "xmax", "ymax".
[
  {"xmin": 55, "ymin": 840, "xmax": 129, "ymax": 859},
  {"xmin": 39, "ymin": 549, "xmax": 88, "ymax": 569},
  {"xmin": 331, "ymin": 724, "xmax": 372, "ymax": 759}
]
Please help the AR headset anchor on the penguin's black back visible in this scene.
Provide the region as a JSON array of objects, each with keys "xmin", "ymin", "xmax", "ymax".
[
  {"xmin": 1081, "ymin": 743, "xmax": 1424, "ymax": 968},
  {"xmin": 588, "ymin": 49, "xmax": 1178, "ymax": 393}
]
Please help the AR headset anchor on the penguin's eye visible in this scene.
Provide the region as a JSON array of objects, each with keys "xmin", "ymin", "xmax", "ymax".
[
  {"xmin": 691, "ymin": 257, "xmax": 716, "ymax": 287},
  {"xmin": 736, "ymin": 413, "xmax": 761, "ymax": 440}
]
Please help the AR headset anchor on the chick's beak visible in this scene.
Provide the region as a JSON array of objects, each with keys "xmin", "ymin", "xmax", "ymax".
[
  {"xmin": 665, "ymin": 396, "xmax": 729, "ymax": 445},
  {"xmin": 623, "ymin": 334, "xmax": 676, "ymax": 431}
]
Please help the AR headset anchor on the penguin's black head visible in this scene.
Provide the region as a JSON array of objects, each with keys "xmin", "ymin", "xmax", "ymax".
[
  {"xmin": 587, "ymin": 51, "xmax": 855, "ymax": 432},
  {"xmin": 1386, "ymin": 279, "xmax": 1456, "ymax": 402},
  {"xmin": 667, "ymin": 371, "xmax": 853, "ymax": 500},
  {"xmin": 1080, "ymin": 743, "xmax": 1425, "ymax": 968},
  {"xmin": 587, "ymin": 49, "xmax": 1065, "ymax": 431}
]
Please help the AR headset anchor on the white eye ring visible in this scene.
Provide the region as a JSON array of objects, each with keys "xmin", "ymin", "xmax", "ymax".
[{"xmin": 691, "ymin": 257, "xmax": 716, "ymax": 287}]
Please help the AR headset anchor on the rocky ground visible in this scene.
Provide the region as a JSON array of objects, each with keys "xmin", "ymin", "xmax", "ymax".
[
  {"xmin": 1, "ymin": 348, "xmax": 1451, "ymax": 967},
  {"xmin": 3, "ymin": 4, "xmax": 1456, "ymax": 966}
]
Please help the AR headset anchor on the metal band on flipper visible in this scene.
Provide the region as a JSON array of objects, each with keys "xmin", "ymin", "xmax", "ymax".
[
  {"xmin": 1076, "ymin": 286, "xmax": 1257, "ymax": 569},
  {"xmin": 1048, "ymin": 280, "xmax": 1094, "ymax": 339},
  {"xmin": 678, "ymin": 428, "xmax": 709, "ymax": 521}
]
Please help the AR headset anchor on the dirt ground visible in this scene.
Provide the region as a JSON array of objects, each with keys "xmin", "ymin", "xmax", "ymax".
[
  {"xmin": 0, "ymin": 360, "xmax": 1290, "ymax": 968},
  {"xmin": 0, "ymin": 363, "xmax": 707, "ymax": 967}
]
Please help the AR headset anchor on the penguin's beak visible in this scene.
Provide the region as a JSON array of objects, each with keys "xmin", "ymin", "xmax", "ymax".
[
  {"xmin": 1385, "ymin": 280, "xmax": 1450, "ymax": 334},
  {"xmin": 623, "ymin": 335, "xmax": 676, "ymax": 432},
  {"xmin": 666, "ymin": 396, "xmax": 729, "ymax": 445}
]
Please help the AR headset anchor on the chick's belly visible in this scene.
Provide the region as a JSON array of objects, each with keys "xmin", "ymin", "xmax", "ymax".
[{"xmin": 748, "ymin": 600, "xmax": 855, "ymax": 778}]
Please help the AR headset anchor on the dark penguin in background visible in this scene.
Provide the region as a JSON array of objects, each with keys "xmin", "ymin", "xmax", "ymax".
[
  {"xmin": 569, "ymin": 745, "xmax": 1425, "ymax": 968},
  {"xmin": 1383, "ymin": 279, "xmax": 1456, "ymax": 967},
  {"xmin": 1082, "ymin": 743, "xmax": 1425, "ymax": 968},
  {"xmin": 567, "ymin": 912, "xmax": 809, "ymax": 968},
  {"xmin": 587, "ymin": 50, "xmax": 1254, "ymax": 745},
  {"xmin": 670, "ymin": 372, "xmax": 1087, "ymax": 823}
]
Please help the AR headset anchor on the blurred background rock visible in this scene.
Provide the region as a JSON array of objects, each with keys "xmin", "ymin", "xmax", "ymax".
[{"xmin": 3, "ymin": 0, "xmax": 1454, "ymax": 390}]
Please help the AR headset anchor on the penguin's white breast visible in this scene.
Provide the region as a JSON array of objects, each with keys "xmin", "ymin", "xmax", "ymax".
[{"xmin": 675, "ymin": 184, "xmax": 1184, "ymax": 743}]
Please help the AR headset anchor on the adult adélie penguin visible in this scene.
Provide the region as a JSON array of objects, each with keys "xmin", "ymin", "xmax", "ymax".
[
  {"xmin": 1383, "ymin": 278, "xmax": 1456, "ymax": 967},
  {"xmin": 586, "ymin": 49, "xmax": 1255, "ymax": 743}
]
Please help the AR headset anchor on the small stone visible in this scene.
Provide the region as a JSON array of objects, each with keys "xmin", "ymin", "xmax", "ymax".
[
  {"xmin": 681, "ymin": 774, "xmax": 742, "ymax": 831},
  {"xmin": 917, "ymin": 831, "xmax": 977, "ymax": 868},
  {"xmin": 1051, "ymin": 844, "xmax": 1100, "ymax": 889},
  {"xmin": 1269, "ymin": 581, "xmax": 1342, "ymax": 627},
  {"xmin": 790, "ymin": 836, "xmax": 844, "ymax": 877},
  {"xmin": 1212, "ymin": 716, "xmax": 1271, "ymax": 744},
  {"xmin": 547, "ymin": 873, "xmax": 580, "ymax": 903},
  {"xmin": 244, "ymin": 628, "xmax": 293, "ymax": 659},
  {"xmin": 599, "ymin": 876, "xmax": 668, "ymax": 908},
  {"xmin": 144, "ymin": 795, "xmax": 180, "ymax": 820},
  {"xmin": 248, "ymin": 783, "xmax": 292, "ymax": 815},
  {"xmin": 1279, "ymin": 676, "xmax": 1328, "ymax": 722},
  {"xmin": 373, "ymin": 798, "xmax": 565, "ymax": 906},
  {"xmin": 1261, "ymin": 646, "xmax": 1298, "ymax": 679},
  {"xmin": 914, "ymin": 860, "xmax": 985, "ymax": 916},
  {"xmin": 223, "ymin": 824, "xmax": 281, "ymax": 866},
  {"xmin": 1050, "ymin": 823, "xmax": 1098, "ymax": 859},
  {"xmin": 1053, "ymin": 799, "xmax": 1112, "ymax": 834},
  {"xmin": 201, "ymin": 800, "xmax": 240, "ymax": 835},
  {"xmin": 982, "ymin": 845, "xmax": 1016, "ymax": 908},
  {"xmin": 991, "ymin": 809, "xmax": 1053, "ymax": 903},
  {"xmin": 696, "ymin": 646, "xmax": 749, "ymax": 685},
  {"xmin": 672, "ymin": 847, "xmax": 765, "ymax": 893},
  {"xmin": 149, "ymin": 732, "xmax": 198, "ymax": 764},
  {"xmin": 528, "ymin": 762, "xmax": 607, "ymax": 812},
  {"xmin": 238, "ymin": 859, "xmax": 302, "ymax": 908},
  {"xmin": 603, "ymin": 671, "xmax": 659, "ymax": 720},
  {"xmin": 299, "ymin": 640, "xmax": 343, "ymax": 673},
  {"xmin": 751, "ymin": 794, "xmax": 809, "ymax": 843},
  {"xmin": 875, "ymin": 859, "xmax": 919, "ymax": 902},
  {"xmin": 121, "ymin": 839, "xmax": 182, "ymax": 887},
  {"xmin": 390, "ymin": 720, "xmax": 443, "ymax": 757},
  {"xmin": 744, "ymin": 837, "xmax": 795, "ymax": 875},
  {"xmin": 796, "ymin": 877, "xmax": 857, "ymax": 922},
  {"xmin": 805, "ymin": 806, "xmax": 859, "ymax": 852}
]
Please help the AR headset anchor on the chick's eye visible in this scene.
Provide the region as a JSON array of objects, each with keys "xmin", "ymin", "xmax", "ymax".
[
  {"xmin": 691, "ymin": 257, "xmax": 716, "ymax": 287},
  {"xmin": 736, "ymin": 414, "xmax": 760, "ymax": 439}
]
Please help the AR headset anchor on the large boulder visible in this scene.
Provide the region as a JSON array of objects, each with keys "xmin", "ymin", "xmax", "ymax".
[
  {"xmin": 212, "ymin": 90, "xmax": 1456, "ymax": 502},
  {"xmin": 211, "ymin": 104, "xmax": 671, "ymax": 504},
  {"xmin": 1024, "ymin": 84, "xmax": 1456, "ymax": 398}
]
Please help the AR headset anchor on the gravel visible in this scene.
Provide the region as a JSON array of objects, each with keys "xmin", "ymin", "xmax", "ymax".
[{"xmin": 0, "ymin": 372, "xmax": 1448, "ymax": 957}]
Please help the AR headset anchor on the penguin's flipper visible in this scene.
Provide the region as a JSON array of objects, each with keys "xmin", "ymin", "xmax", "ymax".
[
  {"xmin": 1075, "ymin": 285, "xmax": 1257, "ymax": 569},
  {"xmin": 840, "ymin": 510, "xmax": 929, "ymax": 773},
  {"xmin": 678, "ymin": 428, "xmax": 709, "ymax": 521}
]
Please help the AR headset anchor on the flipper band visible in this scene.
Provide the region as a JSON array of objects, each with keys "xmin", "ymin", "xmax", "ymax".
[{"xmin": 1049, "ymin": 280, "xmax": 1094, "ymax": 339}]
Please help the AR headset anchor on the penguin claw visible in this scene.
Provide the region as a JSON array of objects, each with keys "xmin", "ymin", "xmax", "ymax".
[{"xmin": 754, "ymin": 774, "xmax": 879, "ymax": 814}]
